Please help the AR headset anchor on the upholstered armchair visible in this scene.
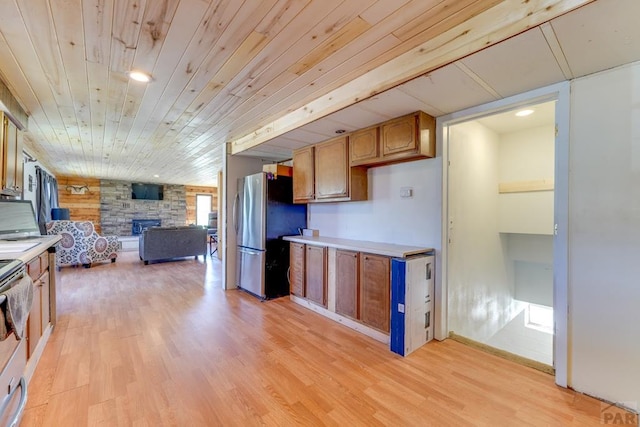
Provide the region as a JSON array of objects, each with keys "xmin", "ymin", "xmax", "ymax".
[{"xmin": 46, "ymin": 220, "xmax": 119, "ymax": 268}]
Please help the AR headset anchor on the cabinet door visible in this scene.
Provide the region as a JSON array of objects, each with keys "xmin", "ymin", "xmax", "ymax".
[
  {"xmin": 381, "ymin": 113, "xmax": 418, "ymax": 158},
  {"xmin": 335, "ymin": 249, "xmax": 359, "ymax": 319},
  {"xmin": 350, "ymin": 126, "xmax": 379, "ymax": 166},
  {"xmin": 293, "ymin": 146, "xmax": 314, "ymax": 203},
  {"xmin": 314, "ymin": 136, "xmax": 349, "ymax": 200},
  {"xmin": 289, "ymin": 242, "xmax": 305, "ymax": 296},
  {"xmin": 305, "ymin": 245, "xmax": 327, "ymax": 307},
  {"xmin": 40, "ymin": 271, "xmax": 50, "ymax": 332},
  {"xmin": 359, "ymin": 253, "xmax": 390, "ymax": 332},
  {"xmin": 2, "ymin": 116, "xmax": 20, "ymax": 194},
  {"xmin": 27, "ymin": 281, "xmax": 42, "ymax": 358}
]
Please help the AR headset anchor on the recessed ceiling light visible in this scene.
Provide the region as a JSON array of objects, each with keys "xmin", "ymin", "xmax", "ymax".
[
  {"xmin": 127, "ymin": 70, "xmax": 153, "ymax": 83},
  {"xmin": 153, "ymin": 174, "xmax": 160, "ymax": 178},
  {"xmin": 515, "ymin": 109, "xmax": 534, "ymax": 117}
]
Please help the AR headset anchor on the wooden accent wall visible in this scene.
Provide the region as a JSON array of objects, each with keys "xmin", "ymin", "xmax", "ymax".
[
  {"xmin": 57, "ymin": 176, "xmax": 102, "ymax": 233},
  {"xmin": 185, "ymin": 186, "xmax": 218, "ymax": 225}
]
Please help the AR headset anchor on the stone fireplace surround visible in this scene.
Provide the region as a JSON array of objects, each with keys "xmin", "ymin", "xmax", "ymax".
[{"xmin": 100, "ymin": 180, "xmax": 187, "ymax": 236}]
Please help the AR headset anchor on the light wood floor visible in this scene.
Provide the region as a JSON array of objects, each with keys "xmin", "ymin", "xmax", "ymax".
[{"xmin": 21, "ymin": 251, "xmax": 633, "ymax": 426}]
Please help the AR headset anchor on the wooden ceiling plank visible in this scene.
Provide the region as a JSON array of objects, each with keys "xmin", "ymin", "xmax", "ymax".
[
  {"xmin": 0, "ymin": 2, "xmax": 69, "ymax": 153},
  {"xmin": 82, "ymin": 0, "xmax": 114, "ymax": 177},
  {"xmin": 158, "ymin": 0, "xmax": 367, "ymax": 147},
  {"xmin": 189, "ymin": 0, "xmax": 454, "ymax": 146},
  {"xmin": 117, "ymin": 0, "xmax": 181, "ymax": 166},
  {"xmin": 50, "ymin": 0, "xmax": 93, "ymax": 158},
  {"xmin": 15, "ymin": 0, "xmax": 74, "ymax": 106},
  {"xmin": 146, "ymin": 0, "xmax": 280, "ymax": 144},
  {"xmin": 120, "ymin": 0, "xmax": 209, "ymax": 157},
  {"xmin": 131, "ymin": 0, "xmax": 247, "ymax": 146},
  {"xmin": 231, "ymin": 0, "xmax": 593, "ymax": 154},
  {"xmin": 288, "ymin": 17, "xmax": 372, "ymax": 76},
  {"xmin": 360, "ymin": 0, "xmax": 414, "ymax": 25}
]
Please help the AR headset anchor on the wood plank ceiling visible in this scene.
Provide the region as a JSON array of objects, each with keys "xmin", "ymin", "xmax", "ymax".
[{"xmin": 0, "ymin": 0, "xmax": 592, "ymax": 186}]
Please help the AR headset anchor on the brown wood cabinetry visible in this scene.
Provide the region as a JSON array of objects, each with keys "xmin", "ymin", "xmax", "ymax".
[
  {"xmin": 292, "ymin": 146, "xmax": 314, "ymax": 203},
  {"xmin": 381, "ymin": 111, "xmax": 435, "ymax": 163},
  {"xmin": 289, "ymin": 242, "xmax": 305, "ymax": 296},
  {"xmin": 359, "ymin": 253, "xmax": 390, "ymax": 333},
  {"xmin": 26, "ymin": 251, "xmax": 51, "ymax": 358},
  {"xmin": 349, "ymin": 126, "xmax": 379, "ymax": 166},
  {"xmin": 335, "ymin": 249, "xmax": 359, "ymax": 319},
  {"xmin": 349, "ymin": 111, "xmax": 436, "ymax": 167},
  {"xmin": 293, "ymin": 136, "xmax": 367, "ymax": 203},
  {"xmin": 305, "ymin": 245, "xmax": 327, "ymax": 307},
  {"xmin": 315, "ymin": 136, "xmax": 350, "ymax": 200},
  {"xmin": 1, "ymin": 111, "xmax": 23, "ymax": 196}
]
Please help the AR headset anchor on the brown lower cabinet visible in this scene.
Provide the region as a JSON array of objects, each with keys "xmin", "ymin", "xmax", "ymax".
[
  {"xmin": 289, "ymin": 242, "xmax": 305, "ymax": 296},
  {"xmin": 305, "ymin": 245, "xmax": 327, "ymax": 307},
  {"xmin": 335, "ymin": 249, "xmax": 359, "ymax": 319},
  {"xmin": 359, "ymin": 253, "xmax": 391, "ymax": 333}
]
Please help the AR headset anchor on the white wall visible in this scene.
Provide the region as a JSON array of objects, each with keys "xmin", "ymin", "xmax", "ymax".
[
  {"xmin": 446, "ymin": 121, "xmax": 520, "ymax": 341},
  {"xmin": 498, "ymin": 125, "xmax": 555, "ymax": 235},
  {"xmin": 308, "ymin": 158, "xmax": 441, "ymax": 248},
  {"xmin": 222, "ymin": 154, "xmax": 266, "ymax": 289},
  {"xmin": 568, "ymin": 62, "xmax": 640, "ymax": 408}
]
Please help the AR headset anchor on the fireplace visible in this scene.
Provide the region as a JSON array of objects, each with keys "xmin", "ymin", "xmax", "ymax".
[{"xmin": 132, "ymin": 219, "xmax": 161, "ymax": 235}]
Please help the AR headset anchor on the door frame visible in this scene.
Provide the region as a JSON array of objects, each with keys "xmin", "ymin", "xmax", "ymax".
[{"xmin": 436, "ymin": 81, "xmax": 570, "ymax": 387}]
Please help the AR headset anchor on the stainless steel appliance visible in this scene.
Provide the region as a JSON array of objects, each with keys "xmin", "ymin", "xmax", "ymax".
[
  {"xmin": 0, "ymin": 259, "xmax": 28, "ymax": 427},
  {"xmin": 235, "ymin": 172, "xmax": 306, "ymax": 299}
]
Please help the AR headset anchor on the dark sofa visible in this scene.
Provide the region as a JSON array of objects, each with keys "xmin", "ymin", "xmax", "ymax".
[{"xmin": 139, "ymin": 226, "xmax": 207, "ymax": 264}]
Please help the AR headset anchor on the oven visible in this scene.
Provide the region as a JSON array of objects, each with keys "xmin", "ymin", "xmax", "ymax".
[{"xmin": 0, "ymin": 260, "xmax": 28, "ymax": 427}]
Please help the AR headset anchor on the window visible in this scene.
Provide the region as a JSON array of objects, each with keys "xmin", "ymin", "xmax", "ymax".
[
  {"xmin": 525, "ymin": 304, "xmax": 554, "ymax": 334},
  {"xmin": 196, "ymin": 194, "xmax": 212, "ymax": 226}
]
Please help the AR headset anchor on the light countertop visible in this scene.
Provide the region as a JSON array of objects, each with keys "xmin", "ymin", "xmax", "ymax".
[
  {"xmin": 282, "ymin": 235, "xmax": 433, "ymax": 258},
  {"xmin": 0, "ymin": 235, "xmax": 61, "ymax": 263}
]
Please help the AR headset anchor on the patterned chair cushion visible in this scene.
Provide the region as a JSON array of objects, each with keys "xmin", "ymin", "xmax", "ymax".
[{"xmin": 46, "ymin": 220, "xmax": 119, "ymax": 267}]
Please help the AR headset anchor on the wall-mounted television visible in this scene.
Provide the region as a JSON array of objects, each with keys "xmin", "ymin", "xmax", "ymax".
[{"xmin": 131, "ymin": 183, "xmax": 164, "ymax": 200}]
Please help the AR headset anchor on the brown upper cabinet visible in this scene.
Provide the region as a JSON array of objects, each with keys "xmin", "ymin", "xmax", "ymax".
[
  {"xmin": 293, "ymin": 136, "xmax": 367, "ymax": 204},
  {"xmin": 350, "ymin": 126, "xmax": 380, "ymax": 166},
  {"xmin": 292, "ymin": 146, "xmax": 314, "ymax": 203},
  {"xmin": 350, "ymin": 111, "xmax": 436, "ymax": 167},
  {"xmin": 1, "ymin": 111, "xmax": 23, "ymax": 196}
]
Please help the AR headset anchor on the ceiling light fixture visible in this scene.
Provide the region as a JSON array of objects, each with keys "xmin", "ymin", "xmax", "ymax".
[
  {"xmin": 515, "ymin": 109, "xmax": 534, "ymax": 117},
  {"xmin": 153, "ymin": 174, "xmax": 160, "ymax": 178},
  {"xmin": 127, "ymin": 70, "xmax": 153, "ymax": 83},
  {"xmin": 335, "ymin": 129, "xmax": 346, "ymax": 134}
]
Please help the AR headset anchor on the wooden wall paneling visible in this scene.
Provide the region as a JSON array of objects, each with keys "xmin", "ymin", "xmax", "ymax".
[
  {"xmin": 57, "ymin": 176, "xmax": 102, "ymax": 232},
  {"xmin": 185, "ymin": 185, "xmax": 218, "ymax": 225}
]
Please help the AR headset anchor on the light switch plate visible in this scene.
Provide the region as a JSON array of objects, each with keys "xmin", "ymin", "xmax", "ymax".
[{"xmin": 400, "ymin": 187, "xmax": 413, "ymax": 198}]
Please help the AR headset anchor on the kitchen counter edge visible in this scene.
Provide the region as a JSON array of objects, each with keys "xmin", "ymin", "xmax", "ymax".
[
  {"xmin": 282, "ymin": 235, "xmax": 433, "ymax": 258},
  {"xmin": 0, "ymin": 235, "xmax": 62, "ymax": 263}
]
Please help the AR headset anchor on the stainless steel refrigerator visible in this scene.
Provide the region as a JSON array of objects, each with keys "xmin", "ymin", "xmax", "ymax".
[{"xmin": 235, "ymin": 172, "xmax": 306, "ymax": 299}]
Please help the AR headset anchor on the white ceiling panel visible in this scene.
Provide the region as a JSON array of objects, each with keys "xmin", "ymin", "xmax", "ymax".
[
  {"xmin": 460, "ymin": 28, "xmax": 566, "ymax": 98},
  {"xmin": 400, "ymin": 64, "xmax": 498, "ymax": 115},
  {"xmin": 320, "ymin": 106, "xmax": 391, "ymax": 131},
  {"xmin": 550, "ymin": 0, "xmax": 640, "ymax": 78},
  {"xmin": 475, "ymin": 101, "xmax": 556, "ymax": 135}
]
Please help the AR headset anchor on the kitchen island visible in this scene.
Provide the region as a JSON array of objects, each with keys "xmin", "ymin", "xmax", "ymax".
[{"xmin": 283, "ymin": 235, "xmax": 434, "ymax": 347}]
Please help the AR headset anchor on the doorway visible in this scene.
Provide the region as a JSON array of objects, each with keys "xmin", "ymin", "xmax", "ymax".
[
  {"xmin": 446, "ymin": 100, "xmax": 556, "ymax": 367},
  {"xmin": 196, "ymin": 194, "xmax": 213, "ymax": 226}
]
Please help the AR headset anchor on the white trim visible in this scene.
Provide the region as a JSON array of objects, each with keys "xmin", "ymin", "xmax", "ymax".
[
  {"xmin": 290, "ymin": 295, "xmax": 390, "ymax": 344},
  {"xmin": 436, "ymin": 81, "xmax": 570, "ymax": 387}
]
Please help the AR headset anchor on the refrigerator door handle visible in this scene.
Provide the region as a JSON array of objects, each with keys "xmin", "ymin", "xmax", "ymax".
[
  {"xmin": 233, "ymin": 193, "xmax": 240, "ymax": 234},
  {"xmin": 238, "ymin": 248, "xmax": 260, "ymax": 256}
]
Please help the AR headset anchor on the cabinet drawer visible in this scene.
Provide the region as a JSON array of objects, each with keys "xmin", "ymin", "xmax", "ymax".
[
  {"xmin": 27, "ymin": 257, "xmax": 41, "ymax": 281},
  {"xmin": 0, "ymin": 339, "xmax": 27, "ymax": 426}
]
